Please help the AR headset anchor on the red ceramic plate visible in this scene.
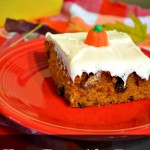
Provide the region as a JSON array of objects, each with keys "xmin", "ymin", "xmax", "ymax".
[{"xmin": 0, "ymin": 38, "xmax": 150, "ymax": 136}]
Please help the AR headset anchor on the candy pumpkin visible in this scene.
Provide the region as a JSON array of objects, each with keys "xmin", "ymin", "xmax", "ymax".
[{"xmin": 84, "ymin": 24, "xmax": 108, "ymax": 47}]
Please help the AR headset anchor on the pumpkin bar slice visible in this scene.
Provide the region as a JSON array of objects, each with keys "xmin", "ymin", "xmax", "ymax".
[{"xmin": 45, "ymin": 25, "xmax": 150, "ymax": 107}]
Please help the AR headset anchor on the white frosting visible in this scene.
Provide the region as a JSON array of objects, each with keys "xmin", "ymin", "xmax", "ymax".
[{"xmin": 46, "ymin": 31, "xmax": 150, "ymax": 84}]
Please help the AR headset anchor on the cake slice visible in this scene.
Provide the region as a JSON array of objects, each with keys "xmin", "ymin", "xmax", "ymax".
[{"xmin": 45, "ymin": 28, "xmax": 150, "ymax": 107}]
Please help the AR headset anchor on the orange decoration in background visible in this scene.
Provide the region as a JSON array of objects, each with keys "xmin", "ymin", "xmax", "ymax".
[{"xmin": 84, "ymin": 24, "xmax": 108, "ymax": 47}]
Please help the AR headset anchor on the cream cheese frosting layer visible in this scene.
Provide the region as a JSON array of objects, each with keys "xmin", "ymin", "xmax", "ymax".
[{"xmin": 46, "ymin": 31, "xmax": 150, "ymax": 84}]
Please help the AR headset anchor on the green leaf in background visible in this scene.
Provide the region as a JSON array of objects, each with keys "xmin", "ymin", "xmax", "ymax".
[{"xmin": 103, "ymin": 12, "xmax": 147, "ymax": 43}]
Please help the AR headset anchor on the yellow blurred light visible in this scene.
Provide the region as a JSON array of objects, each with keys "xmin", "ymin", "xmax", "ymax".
[{"xmin": 0, "ymin": 0, "xmax": 63, "ymax": 27}]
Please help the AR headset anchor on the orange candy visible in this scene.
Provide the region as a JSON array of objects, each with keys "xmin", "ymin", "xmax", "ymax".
[{"xmin": 85, "ymin": 25, "xmax": 108, "ymax": 47}]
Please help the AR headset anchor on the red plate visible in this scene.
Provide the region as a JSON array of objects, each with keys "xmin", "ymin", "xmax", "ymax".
[{"xmin": 0, "ymin": 38, "xmax": 150, "ymax": 136}]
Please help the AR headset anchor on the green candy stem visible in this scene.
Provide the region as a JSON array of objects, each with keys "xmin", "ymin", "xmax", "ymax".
[{"xmin": 93, "ymin": 24, "xmax": 103, "ymax": 32}]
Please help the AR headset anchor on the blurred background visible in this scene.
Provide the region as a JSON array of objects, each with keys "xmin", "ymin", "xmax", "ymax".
[
  {"xmin": 1, "ymin": 0, "xmax": 150, "ymax": 27},
  {"xmin": 0, "ymin": 0, "xmax": 63, "ymax": 27},
  {"xmin": 114, "ymin": 0, "xmax": 150, "ymax": 8}
]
